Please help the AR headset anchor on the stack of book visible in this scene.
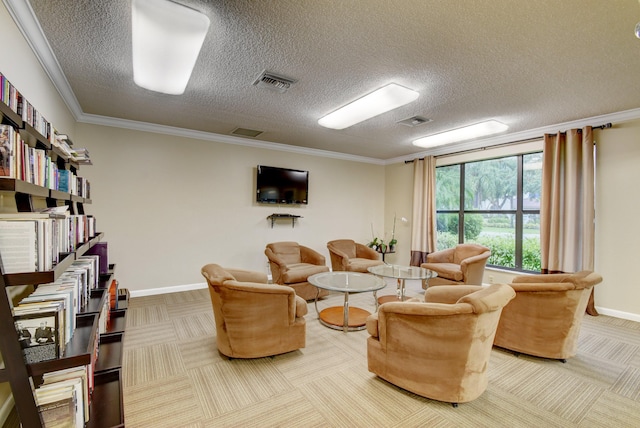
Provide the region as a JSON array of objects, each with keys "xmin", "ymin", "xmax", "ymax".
[{"xmin": 36, "ymin": 365, "xmax": 90, "ymax": 427}]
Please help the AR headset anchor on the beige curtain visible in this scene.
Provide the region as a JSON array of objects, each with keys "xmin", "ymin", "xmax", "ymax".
[
  {"xmin": 540, "ymin": 126, "xmax": 595, "ymax": 274},
  {"xmin": 410, "ymin": 156, "xmax": 437, "ymax": 266}
]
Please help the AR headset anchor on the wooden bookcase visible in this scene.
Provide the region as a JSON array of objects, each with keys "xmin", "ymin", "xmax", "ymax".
[{"xmin": 0, "ymin": 100, "xmax": 127, "ymax": 427}]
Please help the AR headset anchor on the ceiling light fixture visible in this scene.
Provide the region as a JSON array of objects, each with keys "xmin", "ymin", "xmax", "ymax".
[
  {"xmin": 412, "ymin": 120, "xmax": 509, "ymax": 148},
  {"xmin": 132, "ymin": 0, "xmax": 210, "ymax": 95},
  {"xmin": 318, "ymin": 83, "xmax": 419, "ymax": 130}
]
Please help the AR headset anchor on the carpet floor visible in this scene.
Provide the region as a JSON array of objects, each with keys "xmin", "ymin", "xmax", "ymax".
[{"xmin": 122, "ymin": 280, "xmax": 640, "ymax": 427}]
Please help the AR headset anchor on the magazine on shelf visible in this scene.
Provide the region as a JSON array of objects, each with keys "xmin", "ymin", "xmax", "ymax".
[{"xmin": 13, "ymin": 305, "xmax": 63, "ymax": 364}]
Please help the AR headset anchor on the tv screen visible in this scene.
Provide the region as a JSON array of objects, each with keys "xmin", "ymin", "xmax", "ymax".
[{"xmin": 256, "ymin": 165, "xmax": 309, "ymax": 204}]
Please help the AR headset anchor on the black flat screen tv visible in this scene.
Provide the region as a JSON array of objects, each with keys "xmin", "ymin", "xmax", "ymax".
[{"xmin": 256, "ymin": 165, "xmax": 309, "ymax": 204}]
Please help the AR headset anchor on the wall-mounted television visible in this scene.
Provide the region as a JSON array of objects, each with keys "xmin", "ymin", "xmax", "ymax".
[{"xmin": 256, "ymin": 165, "xmax": 309, "ymax": 205}]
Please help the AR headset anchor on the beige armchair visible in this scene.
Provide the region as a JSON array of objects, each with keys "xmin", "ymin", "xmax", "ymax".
[
  {"xmin": 201, "ymin": 264, "xmax": 307, "ymax": 358},
  {"xmin": 420, "ymin": 243, "xmax": 491, "ymax": 287},
  {"xmin": 367, "ymin": 283, "xmax": 515, "ymax": 406},
  {"xmin": 327, "ymin": 239, "xmax": 384, "ymax": 272},
  {"xmin": 265, "ymin": 241, "xmax": 330, "ymax": 301},
  {"xmin": 494, "ymin": 270, "xmax": 603, "ymax": 361}
]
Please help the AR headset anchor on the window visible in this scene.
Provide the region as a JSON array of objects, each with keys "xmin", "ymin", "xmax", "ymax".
[{"xmin": 435, "ymin": 152, "xmax": 542, "ymax": 272}]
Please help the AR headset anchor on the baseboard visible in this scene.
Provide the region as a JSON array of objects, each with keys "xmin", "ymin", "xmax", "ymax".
[
  {"xmin": 596, "ymin": 307, "xmax": 640, "ymax": 323},
  {"xmin": 129, "ymin": 282, "xmax": 207, "ymax": 298}
]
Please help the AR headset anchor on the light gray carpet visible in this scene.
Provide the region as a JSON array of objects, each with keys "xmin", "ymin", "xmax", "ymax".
[{"xmin": 122, "ymin": 281, "xmax": 640, "ymax": 427}]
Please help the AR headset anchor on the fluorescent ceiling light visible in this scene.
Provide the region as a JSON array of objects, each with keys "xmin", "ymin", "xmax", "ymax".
[
  {"xmin": 318, "ymin": 84, "xmax": 419, "ymax": 130},
  {"xmin": 412, "ymin": 120, "xmax": 509, "ymax": 148},
  {"xmin": 132, "ymin": 0, "xmax": 210, "ymax": 95}
]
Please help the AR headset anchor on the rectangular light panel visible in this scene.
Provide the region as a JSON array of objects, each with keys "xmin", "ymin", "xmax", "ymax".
[
  {"xmin": 132, "ymin": 0, "xmax": 210, "ymax": 95},
  {"xmin": 318, "ymin": 83, "xmax": 419, "ymax": 130},
  {"xmin": 413, "ymin": 120, "xmax": 509, "ymax": 148}
]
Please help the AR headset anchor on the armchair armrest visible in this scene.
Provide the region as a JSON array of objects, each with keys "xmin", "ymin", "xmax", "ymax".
[
  {"xmin": 426, "ymin": 248, "xmax": 454, "ymax": 263},
  {"xmin": 371, "ymin": 301, "xmax": 474, "ymax": 346},
  {"xmin": 459, "ymin": 252, "xmax": 490, "ymax": 270},
  {"xmin": 511, "ymin": 273, "xmax": 571, "ymax": 283},
  {"xmin": 224, "ymin": 280, "xmax": 305, "ymax": 324},
  {"xmin": 355, "ymin": 243, "xmax": 380, "ymax": 260},
  {"xmin": 424, "ymin": 285, "xmax": 484, "ymax": 304},
  {"xmin": 265, "ymin": 247, "xmax": 289, "ymax": 270},
  {"xmin": 300, "ymin": 245, "xmax": 326, "ymax": 266},
  {"xmin": 225, "ymin": 268, "xmax": 268, "ymax": 284},
  {"xmin": 508, "ymin": 282, "xmax": 575, "ymax": 292}
]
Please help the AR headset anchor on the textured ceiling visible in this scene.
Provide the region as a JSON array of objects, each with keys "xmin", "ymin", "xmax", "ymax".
[{"xmin": 19, "ymin": 0, "xmax": 640, "ymax": 161}]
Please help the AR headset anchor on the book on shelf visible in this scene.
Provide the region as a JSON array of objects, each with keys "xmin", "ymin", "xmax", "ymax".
[
  {"xmin": 13, "ymin": 304, "xmax": 64, "ymax": 364},
  {"xmin": 0, "ymin": 72, "xmax": 20, "ymax": 114},
  {"xmin": 37, "ymin": 394, "xmax": 77, "ymax": 428},
  {"xmin": 35, "ymin": 375, "xmax": 86, "ymax": 426},
  {"xmin": 20, "ymin": 283, "xmax": 76, "ymax": 346},
  {"xmin": 41, "ymin": 365, "xmax": 90, "ymax": 422},
  {"xmin": 0, "ymin": 218, "xmax": 59, "ymax": 273},
  {"xmin": 0, "ymin": 219, "xmax": 37, "ymax": 273},
  {"xmin": 0, "ymin": 124, "xmax": 17, "ymax": 177}
]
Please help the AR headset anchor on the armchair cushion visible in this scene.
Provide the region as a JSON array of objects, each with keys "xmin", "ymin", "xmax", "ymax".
[{"xmin": 281, "ymin": 263, "xmax": 329, "ymax": 284}]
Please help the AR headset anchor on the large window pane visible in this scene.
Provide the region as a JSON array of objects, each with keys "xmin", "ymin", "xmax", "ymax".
[
  {"xmin": 464, "ymin": 157, "xmax": 517, "ymax": 210},
  {"xmin": 436, "ymin": 213, "xmax": 458, "ymax": 251},
  {"xmin": 523, "ymin": 213, "xmax": 541, "ymax": 271},
  {"xmin": 523, "ymin": 153, "xmax": 542, "ymax": 210},
  {"xmin": 436, "ymin": 165, "xmax": 460, "ymax": 210},
  {"xmin": 475, "ymin": 213, "xmax": 516, "ymax": 269}
]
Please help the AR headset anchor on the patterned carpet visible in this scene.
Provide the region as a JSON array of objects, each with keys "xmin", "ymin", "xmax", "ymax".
[{"xmin": 122, "ymin": 281, "xmax": 640, "ymax": 428}]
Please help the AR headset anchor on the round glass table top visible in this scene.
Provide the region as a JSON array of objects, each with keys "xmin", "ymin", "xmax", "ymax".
[
  {"xmin": 308, "ymin": 271, "xmax": 386, "ymax": 293},
  {"xmin": 368, "ymin": 264, "xmax": 437, "ymax": 280}
]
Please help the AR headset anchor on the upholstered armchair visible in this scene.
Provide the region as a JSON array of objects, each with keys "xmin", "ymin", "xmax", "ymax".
[
  {"xmin": 265, "ymin": 241, "xmax": 330, "ymax": 301},
  {"xmin": 367, "ymin": 283, "xmax": 515, "ymax": 406},
  {"xmin": 420, "ymin": 243, "xmax": 491, "ymax": 287},
  {"xmin": 327, "ymin": 239, "xmax": 384, "ymax": 272},
  {"xmin": 201, "ymin": 264, "xmax": 307, "ymax": 358},
  {"xmin": 494, "ymin": 270, "xmax": 603, "ymax": 361}
]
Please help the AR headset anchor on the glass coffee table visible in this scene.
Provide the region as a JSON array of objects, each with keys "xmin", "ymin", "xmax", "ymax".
[
  {"xmin": 368, "ymin": 264, "xmax": 437, "ymax": 304},
  {"xmin": 308, "ymin": 271, "xmax": 386, "ymax": 333}
]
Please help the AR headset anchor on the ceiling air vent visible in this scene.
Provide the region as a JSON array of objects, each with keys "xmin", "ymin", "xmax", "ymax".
[
  {"xmin": 231, "ymin": 127, "xmax": 263, "ymax": 138},
  {"xmin": 252, "ymin": 71, "xmax": 297, "ymax": 93},
  {"xmin": 397, "ymin": 116, "xmax": 432, "ymax": 127}
]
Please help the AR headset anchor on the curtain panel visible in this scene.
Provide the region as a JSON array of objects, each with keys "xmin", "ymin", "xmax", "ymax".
[
  {"xmin": 540, "ymin": 126, "xmax": 597, "ymax": 314},
  {"xmin": 410, "ymin": 156, "xmax": 437, "ymax": 266}
]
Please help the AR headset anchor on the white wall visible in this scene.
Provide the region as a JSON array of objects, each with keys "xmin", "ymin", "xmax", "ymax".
[{"xmin": 76, "ymin": 123, "xmax": 385, "ymax": 292}]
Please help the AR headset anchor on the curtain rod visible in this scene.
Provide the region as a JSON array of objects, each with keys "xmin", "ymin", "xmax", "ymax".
[{"xmin": 404, "ymin": 122, "xmax": 612, "ymax": 163}]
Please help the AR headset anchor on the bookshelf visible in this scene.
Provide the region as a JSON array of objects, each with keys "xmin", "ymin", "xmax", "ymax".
[{"xmin": 0, "ymin": 79, "xmax": 126, "ymax": 427}]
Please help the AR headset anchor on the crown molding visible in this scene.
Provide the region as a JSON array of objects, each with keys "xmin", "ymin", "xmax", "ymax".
[{"xmin": 78, "ymin": 113, "xmax": 386, "ymax": 165}]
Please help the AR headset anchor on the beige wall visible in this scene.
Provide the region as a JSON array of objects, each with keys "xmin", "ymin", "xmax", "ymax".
[
  {"xmin": 76, "ymin": 123, "xmax": 385, "ymax": 292},
  {"xmin": 594, "ymin": 119, "xmax": 640, "ymax": 318}
]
